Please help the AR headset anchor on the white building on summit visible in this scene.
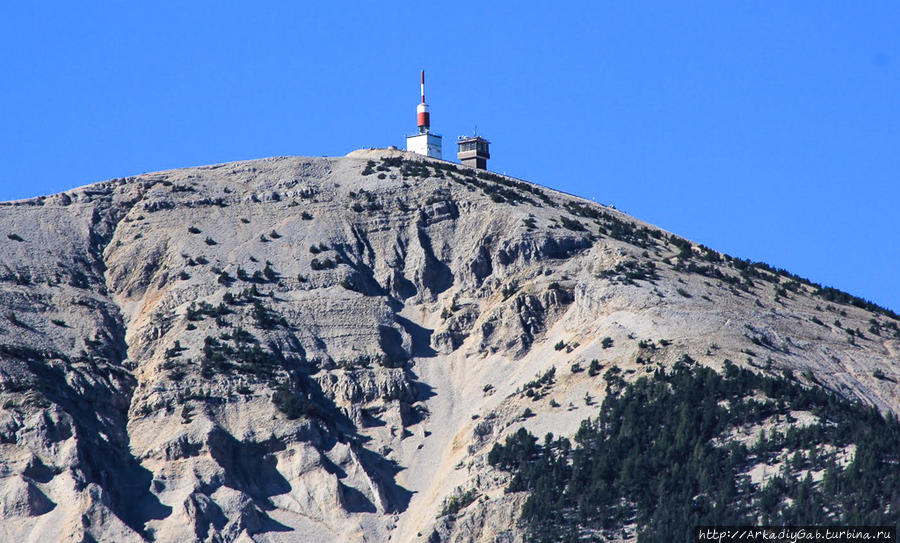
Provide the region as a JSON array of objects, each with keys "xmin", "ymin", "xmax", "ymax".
[{"xmin": 406, "ymin": 71, "xmax": 442, "ymax": 159}]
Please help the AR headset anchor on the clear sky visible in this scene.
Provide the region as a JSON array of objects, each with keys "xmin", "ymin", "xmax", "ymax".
[{"xmin": 1, "ymin": 2, "xmax": 898, "ymax": 312}]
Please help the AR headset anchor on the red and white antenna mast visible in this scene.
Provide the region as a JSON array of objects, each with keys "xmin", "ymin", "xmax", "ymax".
[
  {"xmin": 407, "ymin": 70, "xmax": 442, "ymax": 159},
  {"xmin": 416, "ymin": 70, "xmax": 430, "ymax": 133}
]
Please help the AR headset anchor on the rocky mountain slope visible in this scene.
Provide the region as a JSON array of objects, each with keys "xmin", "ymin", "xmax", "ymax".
[{"xmin": 0, "ymin": 149, "xmax": 897, "ymax": 542}]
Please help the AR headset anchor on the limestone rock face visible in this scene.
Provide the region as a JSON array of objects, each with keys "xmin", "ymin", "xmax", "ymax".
[{"xmin": 0, "ymin": 149, "xmax": 898, "ymax": 541}]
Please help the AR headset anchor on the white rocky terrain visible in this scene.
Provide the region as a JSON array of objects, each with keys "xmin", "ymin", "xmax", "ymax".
[{"xmin": 0, "ymin": 149, "xmax": 897, "ymax": 542}]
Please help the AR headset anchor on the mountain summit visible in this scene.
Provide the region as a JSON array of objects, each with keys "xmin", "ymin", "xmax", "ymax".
[{"xmin": 0, "ymin": 150, "xmax": 898, "ymax": 542}]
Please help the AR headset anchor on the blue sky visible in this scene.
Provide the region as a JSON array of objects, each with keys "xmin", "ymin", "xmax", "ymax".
[{"xmin": 1, "ymin": 2, "xmax": 898, "ymax": 311}]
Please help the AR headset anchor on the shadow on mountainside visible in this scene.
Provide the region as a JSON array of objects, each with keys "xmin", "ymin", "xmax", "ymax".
[
  {"xmin": 25, "ymin": 358, "xmax": 172, "ymax": 537},
  {"xmin": 395, "ymin": 316, "xmax": 437, "ymax": 359}
]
